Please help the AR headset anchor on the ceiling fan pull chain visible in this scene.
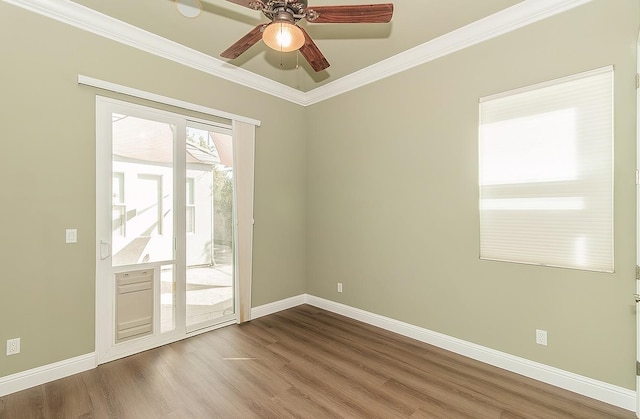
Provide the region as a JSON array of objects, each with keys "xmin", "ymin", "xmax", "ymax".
[{"xmin": 280, "ymin": 23, "xmax": 284, "ymax": 70}]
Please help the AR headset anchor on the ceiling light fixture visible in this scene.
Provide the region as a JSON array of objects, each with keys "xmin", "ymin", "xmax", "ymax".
[
  {"xmin": 175, "ymin": 0, "xmax": 202, "ymax": 18},
  {"xmin": 262, "ymin": 12, "xmax": 305, "ymax": 53}
]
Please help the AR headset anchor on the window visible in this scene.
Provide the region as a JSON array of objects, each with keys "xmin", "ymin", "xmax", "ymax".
[
  {"xmin": 479, "ymin": 66, "xmax": 613, "ymax": 272},
  {"xmin": 112, "ymin": 172, "xmax": 126, "ymax": 236},
  {"xmin": 186, "ymin": 177, "xmax": 195, "ymax": 234}
]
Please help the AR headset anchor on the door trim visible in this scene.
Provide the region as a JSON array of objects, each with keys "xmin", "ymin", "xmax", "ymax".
[{"xmin": 635, "ymin": 27, "xmax": 640, "ymax": 418}]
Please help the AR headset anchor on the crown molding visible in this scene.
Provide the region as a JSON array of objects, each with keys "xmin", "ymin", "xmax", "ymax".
[
  {"xmin": 2, "ymin": 0, "xmax": 308, "ymax": 105},
  {"xmin": 4, "ymin": 0, "xmax": 592, "ymax": 107},
  {"xmin": 302, "ymin": 0, "xmax": 593, "ymax": 106}
]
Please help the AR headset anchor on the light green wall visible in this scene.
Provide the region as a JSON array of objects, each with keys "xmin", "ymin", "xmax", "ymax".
[
  {"xmin": 0, "ymin": 2, "xmax": 306, "ymax": 377},
  {"xmin": 306, "ymin": 0, "xmax": 638, "ymax": 390},
  {"xmin": 1, "ymin": 0, "xmax": 638, "ymax": 394}
]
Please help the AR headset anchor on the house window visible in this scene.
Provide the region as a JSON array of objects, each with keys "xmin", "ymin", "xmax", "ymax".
[
  {"xmin": 112, "ymin": 172, "xmax": 126, "ymax": 236},
  {"xmin": 478, "ymin": 66, "xmax": 614, "ymax": 272},
  {"xmin": 186, "ymin": 177, "xmax": 195, "ymax": 234}
]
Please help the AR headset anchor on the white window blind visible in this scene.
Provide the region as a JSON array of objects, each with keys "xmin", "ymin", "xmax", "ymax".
[{"xmin": 479, "ymin": 66, "xmax": 613, "ymax": 272}]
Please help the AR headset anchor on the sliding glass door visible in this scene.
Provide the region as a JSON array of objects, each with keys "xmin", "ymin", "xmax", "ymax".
[
  {"xmin": 96, "ymin": 97, "xmax": 237, "ymax": 363},
  {"xmin": 185, "ymin": 123, "xmax": 235, "ymax": 332}
]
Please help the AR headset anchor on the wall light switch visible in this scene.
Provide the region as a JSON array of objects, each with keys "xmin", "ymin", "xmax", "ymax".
[{"xmin": 66, "ymin": 229, "xmax": 78, "ymax": 243}]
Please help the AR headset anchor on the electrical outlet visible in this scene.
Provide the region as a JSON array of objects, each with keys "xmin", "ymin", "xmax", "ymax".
[
  {"xmin": 535, "ymin": 329, "xmax": 547, "ymax": 346},
  {"xmin": 337, "ymin": 282, "xmax": 343, "ymax": 293},
  {"xmin": 6, "ymin": 338, "xmax": 20, "ymax": 355}
]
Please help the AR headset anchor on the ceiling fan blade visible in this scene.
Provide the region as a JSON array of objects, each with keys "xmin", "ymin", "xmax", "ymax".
[
  {"xmin": 306, "ymin": 4, "xmax": 393, "ymax": 24},
  {"xmin": 220, "ymin": 25, "xmax": 265, "ymax": 59},
  {"xmin": 225, "ymin": 0, "xmax": 264, "ymax": 9},
  {"xmin": 298, "ymin": 27, "xmax": 330, "ymax": 72}
]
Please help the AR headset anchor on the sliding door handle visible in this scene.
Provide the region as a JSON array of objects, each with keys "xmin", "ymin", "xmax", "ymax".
[{"xmin": 100, "ymin": 240, "xmax": 111, "ymax": 260}]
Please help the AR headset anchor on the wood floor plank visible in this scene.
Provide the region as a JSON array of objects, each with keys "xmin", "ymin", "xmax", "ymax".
[
  {"xmin": 287, "ymin": 308, "xmax": 616, "ymax": 418},
  {"xmin": 0, "ymin": 305, "xmax": 634, "ymax": 418},
  {"xmin": 272, "ymin": 310, "xmax": 536, "ymax": 417}
]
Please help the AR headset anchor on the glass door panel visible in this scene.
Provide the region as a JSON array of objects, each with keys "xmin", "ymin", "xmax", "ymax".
[
  {"xmin": 160, "ymin": 264, "xmax": 175, "ymax": 333},
  {"xmin": 185, "ymin": 125, "xmax": 235, "ymax": 330},
  {"xmin": 111, "ymin": 113, "xmax": 174, "ymax": 267},
  {"xmin": 111, "ymin": 112, "xmax": 177, "ymax": 342}
]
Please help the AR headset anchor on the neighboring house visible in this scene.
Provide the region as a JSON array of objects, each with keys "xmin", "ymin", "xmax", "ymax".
[{"xmin": 110, "ymin": 115, "xmax": 233, "ymax": 268}]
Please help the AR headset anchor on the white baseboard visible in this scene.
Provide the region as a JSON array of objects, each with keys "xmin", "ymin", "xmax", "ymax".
[
  {"xmin": 2, "ymin": 295, "xmax": 635, "ymax": 413},
  {"xmin": 251, "ymin": 294, "xmax": 307, "ymax": 320},
  {"xmin": 0, "ymin": 352, "xmax": 96, "ymax": 397},
  {"xmin": 0, "ymin": 294, "xmax": 301, "ymax": 398},
  {"xmin": 305, "ymin": 294, "xmax": 636, "ymax": 412}
]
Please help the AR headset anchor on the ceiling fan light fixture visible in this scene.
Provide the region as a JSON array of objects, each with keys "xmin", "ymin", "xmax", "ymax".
[
  {"xmin": 221, "ymin": 1, "xmax": 393, "ymax": 72},
  {"xmin": 262, "ymin": 21, "xmax": 305, "ymax": 53}
]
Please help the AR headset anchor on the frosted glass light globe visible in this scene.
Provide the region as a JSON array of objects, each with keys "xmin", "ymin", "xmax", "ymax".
[{"xmin": 262, "ymin": 22, "xmax": 305, "ymax": 52}]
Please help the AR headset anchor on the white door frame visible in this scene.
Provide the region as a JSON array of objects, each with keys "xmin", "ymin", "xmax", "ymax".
[
  {"xmin": 636, "ymin": 30, "xmax": 640, "ymax": 419},
  {"xmin": 95, "ymin": 96, "xmax": 243, "ymax": 364}
]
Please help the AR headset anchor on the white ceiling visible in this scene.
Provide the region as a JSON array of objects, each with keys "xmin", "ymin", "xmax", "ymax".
[{"xmin": 5, "ymin": 0, "xmax": 592, "ymax": 105}]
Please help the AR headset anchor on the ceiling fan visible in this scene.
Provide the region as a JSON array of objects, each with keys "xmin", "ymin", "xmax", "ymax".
[{"xmin": 220, "ymin": 0, "xmax": 394, "ymax": 72}]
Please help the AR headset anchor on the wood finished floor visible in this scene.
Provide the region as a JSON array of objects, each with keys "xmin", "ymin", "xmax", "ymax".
[{"xmin": 0, "ymin": 304, "xmax": 634, "ymax": 419}]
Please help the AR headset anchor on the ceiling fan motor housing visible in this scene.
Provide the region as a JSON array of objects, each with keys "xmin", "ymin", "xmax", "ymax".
[
  {"xmin": 259, "ymin": 0, "xmax": 308, "ymax": 21},
  {"xmin": 272, "ymin": 10, "xmax": 297, "ymax": 24}
]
